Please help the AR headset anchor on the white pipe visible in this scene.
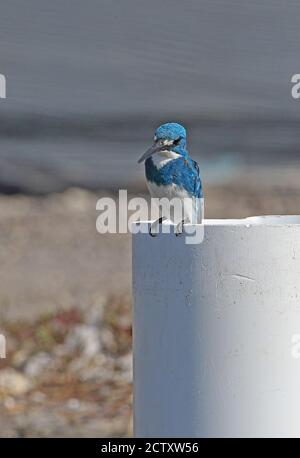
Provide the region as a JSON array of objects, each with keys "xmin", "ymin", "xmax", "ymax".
[{"xmin": 132, "ymin": 217, "xmax": 300, "ymax": 438}]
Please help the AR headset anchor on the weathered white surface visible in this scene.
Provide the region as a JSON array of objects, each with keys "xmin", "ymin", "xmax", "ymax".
[{"xmin": 132, "ymin": 217, "xmax": 300, "ymax": 437}]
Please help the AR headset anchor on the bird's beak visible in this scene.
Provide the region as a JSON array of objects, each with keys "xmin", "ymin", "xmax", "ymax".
[{"xmin": 138, "ymin": 139, "xmax": 165, "ymax": 164}]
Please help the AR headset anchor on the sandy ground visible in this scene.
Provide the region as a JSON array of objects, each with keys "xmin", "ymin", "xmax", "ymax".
[
  {"xmin": 0, "ymin": 167, "xmax": 299, "ymax": 437},
  {"xmin": 0, "ymin": 189, "xmax": 131, "ymax": 321}
]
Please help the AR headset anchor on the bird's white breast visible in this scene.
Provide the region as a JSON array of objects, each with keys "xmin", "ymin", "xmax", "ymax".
[
  {"xmin": 146, "ymin": 150, "xmax": 188, "ymax": 200},
  {"xmin": 150, "ymin": 150, "xmax": 180, "ymax": 170},
  {"xmin": 146, "ymin": 180, "xmax": 190, "ymax": 200},
  {"xmin": 147, "ymin": 181, "xmax": 203, "ymax": 223}
]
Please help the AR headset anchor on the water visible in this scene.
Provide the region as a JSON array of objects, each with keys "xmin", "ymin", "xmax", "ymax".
[{"xmin": 0, "ymin": 0, "xmax": 300, "ymax": 192}]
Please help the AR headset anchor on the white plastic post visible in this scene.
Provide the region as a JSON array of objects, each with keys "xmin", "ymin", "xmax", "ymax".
[{"xmin": 132, "ymin": 217, "xmax": 300, "ymax": 438}]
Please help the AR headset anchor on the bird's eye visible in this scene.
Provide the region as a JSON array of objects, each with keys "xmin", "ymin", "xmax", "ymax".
[{"xmin": 173, "ymin": 137, "xmax": 181, "ymax": 145}]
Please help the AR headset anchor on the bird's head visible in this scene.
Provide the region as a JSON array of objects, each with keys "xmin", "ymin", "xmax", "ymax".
[{"xmin": 138, "ymin": 122, "xmax": 187, "ymax": 163}]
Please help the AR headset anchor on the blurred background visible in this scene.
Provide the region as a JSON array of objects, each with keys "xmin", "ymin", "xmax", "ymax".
[{"xmin": 0, "ymin": 0, "xmax": 299, "ymax": 437}]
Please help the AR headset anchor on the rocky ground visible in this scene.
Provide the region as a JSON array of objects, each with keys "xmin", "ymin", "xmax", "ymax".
[
  {"xmin": 0, "ymin": 297, "xmax": 132, "ymax": 437},
  {"xmin": 0, "ymin": 167, "xmax": 299, "ymax": 437}
]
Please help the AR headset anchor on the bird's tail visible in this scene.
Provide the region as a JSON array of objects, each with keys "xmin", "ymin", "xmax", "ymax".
[
  {"xmin": 192, "ymin": 197, "xmax": 204, "ymax": 224},
  {"xmin": 184, "ymin": 196, "xmax": 204, "ymax": 224}
]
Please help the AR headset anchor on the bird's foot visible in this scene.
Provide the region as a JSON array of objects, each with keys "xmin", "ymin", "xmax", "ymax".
[
  {"xmin": 149, "ymin": 217, "xmax": 165, "ymax": 237},
  {"xmin": 175, "ymin": 220, "xmax": 185, "ymax": 236}
]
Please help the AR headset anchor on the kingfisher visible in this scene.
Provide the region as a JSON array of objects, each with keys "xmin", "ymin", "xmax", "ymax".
[{"xmin": 138, "ymin": 122, "xmax": 203, "ymax": 235}]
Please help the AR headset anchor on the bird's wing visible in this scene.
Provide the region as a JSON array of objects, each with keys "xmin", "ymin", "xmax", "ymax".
[
  {"xmin": 192, "ymin": 160, "xmax": 201, "ymax": 197},
  {"xmin": 187, "ymin": 158, "xmax": 204, "ymax": 223},
  {"xmin": 179, "ymin": 158, "xmax": 204, "ymax": 224}
]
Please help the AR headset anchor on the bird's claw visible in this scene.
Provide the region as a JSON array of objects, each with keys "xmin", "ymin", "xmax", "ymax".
[
  {"xmin": 149, "ymin": 218, "xmax": 186, "ymax": 237},
  {"xmin": 149, "ymin": 217, "xmax": 165, "ymax": 237},
  {"xmin": 175, "ymin": 220, "xmax": 185, "ymax": 236},
  {"xmin": 149, "ymin": 227, "xmax": 158, "ymax": 237}
]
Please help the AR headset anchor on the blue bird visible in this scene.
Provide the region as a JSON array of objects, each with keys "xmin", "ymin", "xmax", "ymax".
[{"xmin": 138, "ymin": 122, "xmax": 203, "ymax": 235}]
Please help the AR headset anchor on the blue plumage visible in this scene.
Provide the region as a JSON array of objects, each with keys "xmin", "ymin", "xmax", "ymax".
[
  {"xmin": 145, "ymin": 155, "xmax": 203, "ymax": 198},
  {"xmin": 138, "ymin": 122, "xmax": 204, "ymax": 225}
]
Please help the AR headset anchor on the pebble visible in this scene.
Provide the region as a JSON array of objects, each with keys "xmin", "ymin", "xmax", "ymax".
[
  {"xmin": 0, "ymin": 368, "xmax": 31, "ymax": 396},
  {"xmin": 66, "ymin": 398, "xmax": 81, "ymax": 411},
  {"xmin": 65, "ymin": 324, "xmax": 101, "ymax": 358},
  {"xmin": 24, "ymin": 352, "xmax": 52, "ymax": 378}
]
